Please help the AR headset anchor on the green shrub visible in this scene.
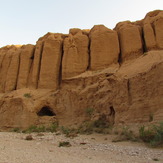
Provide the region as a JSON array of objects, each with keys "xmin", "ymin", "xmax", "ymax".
[
  {"xmin": 78, "ymin": 115, "xmax": 112, "ymax": 135},
  {"xmin": 46, "ymin": 122, "xmax": 59, "ymax": 133},
  {"xmin": 85, "ymin": 108, "xmax": 94, "ymax": 117},
  {"xmin": 12, "ymin": 128, "xmax": 21, "ymax": 133},
  {"xmin": 24, "ymin": 93, "xmax": 32, "ymax": 98},
  {"xmin": 59, "ymin": 141, "xmax": 71, "ymax": 147},
  {"xmin": 139, "ymin": 122, "xmax": 163, "ymax": 147},
  {"xmin": 23, "ymin": 122, "xmax": 59, "ymax": 133}
]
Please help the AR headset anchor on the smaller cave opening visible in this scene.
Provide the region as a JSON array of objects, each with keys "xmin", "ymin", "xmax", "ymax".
[
  {"xmin": 109, "ymin": 106, "xmax": 115, "ymax": 116},
  {"xmin": 109, "ymin": 106, "xmax": 115, "ymax": 125},
  {"xmin": 37, "ymin": 106, "xmax": 56, "ymax": 117}
]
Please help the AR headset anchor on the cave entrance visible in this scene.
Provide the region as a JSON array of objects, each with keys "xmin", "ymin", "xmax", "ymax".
[{"xmin": 37, "ymin": 106, "xmax": 56, "ymax": 117}]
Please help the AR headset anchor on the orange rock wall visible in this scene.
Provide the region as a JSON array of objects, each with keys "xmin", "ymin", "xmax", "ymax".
[{"xmin": 0, "ymin": 10, "xmax": 162, "ymax": 93}]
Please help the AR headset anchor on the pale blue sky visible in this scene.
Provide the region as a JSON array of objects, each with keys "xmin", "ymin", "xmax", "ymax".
[{"xmin": 0, "ymin": 0, "xmax": 162, "ymax": 47}]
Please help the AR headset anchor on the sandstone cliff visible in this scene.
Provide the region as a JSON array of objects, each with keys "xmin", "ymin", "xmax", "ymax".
[{"xmin": 0, "ymin": 10, "xmax": 163, "ymax": 129}]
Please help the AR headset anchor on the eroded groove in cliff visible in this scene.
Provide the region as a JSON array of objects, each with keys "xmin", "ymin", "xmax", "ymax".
[
  {"xmin": 117, "ymin": 31, "xmax": 122, "ymax": 65},
  {"xmin": 59, "ymin": 40, "xmax": 64, "ymax": 86},
  {"xmin": 27, "ymin": 47, "xmax": 35, "ymax": 88},
  {"xmin": 36, "ymin": 42, "xmax": 44, "ymax": 89},
  {"xmin": 87, "ymin": 35, "xmax": 91, "ymax": 70},
  {"xmin": 141, "ymin": 27, "xmax": 147, "ymax": 53},
  {"xmin": 15, "ymin": 51, "xmax": 21, "ymax": 90}
]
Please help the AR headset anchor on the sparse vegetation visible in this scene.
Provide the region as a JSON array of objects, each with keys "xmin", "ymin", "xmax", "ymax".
[
  {"xmin": 149, "ymin": 113, "xmax": 154, "ymax": 122},
  {"xmin": 22, "ymin": 122, "xmax": 59, "ymax": 133},
  {"xmin": 59, "ymin": 141, "xmax": 71, "ymax": 147},
  {"xmin": 85, "ymin": 108, "xmax": 94, "ymax": 117},
  {"xmin": 112, "ymin": 126, "xmax": 137, "ymax": 142},
  {"xmin": 12, "ymin": 127, "xmax": 21, "ymax": 133},
  {"xmin": 24, "ymin": 93, "xmax": 32, "ymax": 98},
  {"xmin": 139, "ymin": 122, "xmax": 163, "ymax": 147},
  {"xmin": 153, "ymin": 158, "xmax": 159, "ymax": 161},
  {"xmin": 78, "ymin": 115, "xmax": 112, "ymax": 135},
  {"xmin": 60, "ymin": 126, "xmax": 78, "ymax": 137}
]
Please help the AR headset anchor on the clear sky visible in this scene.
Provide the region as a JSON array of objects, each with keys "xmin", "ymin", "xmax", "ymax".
[{"xmin": 0, "ymin": 0, "xmax": 162, "ymax": 47}]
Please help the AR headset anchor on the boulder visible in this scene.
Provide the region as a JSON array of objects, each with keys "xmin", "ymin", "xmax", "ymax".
[
  {"xmin": 89, "ymin": 25, "xmax": 119, "ymax": 70},
  {"xmin": 38, "ymin": 33, "xmax": 63, "ymax": 89},
  {"xmin": 62, "ymin": 30, "xmax": 89, "ymax": 79}
]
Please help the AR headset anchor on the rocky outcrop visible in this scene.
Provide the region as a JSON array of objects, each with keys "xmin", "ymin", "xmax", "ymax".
[
  {"xmin": 5, "ymin": 47, "xmax": 22, "ymax": 92},
  {"xmin": 142, "ymin": 10, "xmax": 163, "ymax": 51},
  {"xmin": 0, "ymin": 50, "xmax": 162, "ymax": 129},
  {"xmin": 0, "ymin": 10, "xmax": 163, "ymax": 129},
  {"xmin": 17, "ymin": 45, "xmax": 35, "ymax": 89},
  {"xmin": 115, "ymin": 22, "xmax": 143, "ymax": 61},
  {"xmin": 31, "ymin": 40, "xmax": 44, "ymax": 89},
  {"xmin": 62, "ymin": 29, "xmax": 89, "ymax": 79},
  {"xmin": 143, "ymin": 23, "xmax": 156, "ymax": 50},
  {"xmin": 0, "ymin": 10, "xmax": 162, "ymax": 92},
  {"xmin": 38, "ymin": 33, "xmax": 63, "ymax": 89},
  {"xmin": 90, "ymin": 25, "xmax": 119, "ymax": 70}
]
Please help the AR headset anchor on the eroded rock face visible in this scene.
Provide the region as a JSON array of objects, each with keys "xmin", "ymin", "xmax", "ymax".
[
  {"xmin": 38, "ymin": 33, "xmax": 63, "ymax": 89},
  {"xmin": 143, "ymin": 23, "xmax": 156, "ymax": 50},
  {"xmin": 154, "ymin": 18, "xmax": 163, "ymax": 49},
  {"xmin": 0, "ymin": 51, "xmax": 162, "ymax": 129},
  {"xmin": 17, "ymin": 45, "xmax": 35, "ymax": 89},
  {"xmin": 89, "ymin": 25, "xmax": 119, "ymax": 70},
  {"xmin": 31, "ymin": 41, "xmax": 44, "ymax": 89},
  {"xmin": 5, "ymin": 48, "xmax": 22, "ymax": 92},
  {"xmin": 143, "ymin": 10, "xmax": 163, "ymax": 50},
  {"xmin": 0, "ymin": 10, "xmax": 163, "ymax": 129},
  {"xmin": 0, "ymin": 46, "xmax": 21, "ymax": 93},
  {"xmin": 115, "ymin": 22, "xmax": 143, "ymax": 61},
  {"xmin": 62, "ymin": 29, "xmax": 89, "ymax": 79}
]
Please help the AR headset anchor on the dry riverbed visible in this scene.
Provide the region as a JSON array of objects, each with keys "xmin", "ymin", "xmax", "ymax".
[{"xmin": 0, "ymin": 132, "xmax": 162, "ymax": 163}]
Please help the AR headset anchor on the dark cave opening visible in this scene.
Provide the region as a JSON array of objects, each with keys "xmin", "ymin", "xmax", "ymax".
[
  {"xmin": 37, "ymin": 106, "xmax": 56, "ymax": 116},
  {"xmin": 109, "ymin": 106, "xmax": 115, "ymax": 116}
]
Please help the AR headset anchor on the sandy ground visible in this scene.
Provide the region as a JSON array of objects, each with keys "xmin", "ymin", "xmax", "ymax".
[{"xmin": 0, "ymin": 132, "xmax": 162, "ymax": 163}]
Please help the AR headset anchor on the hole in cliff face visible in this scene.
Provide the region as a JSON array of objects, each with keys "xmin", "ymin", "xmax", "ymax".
[
  {"xmin": 109, "ymin": 106, "xmax": 115, "ymax": 116},
  {"xmin": 37, "ymin": 106, "xmax": 56, "ymax": 116},
  {"xmin": 109, "ymin": 106, "xmax": 115, "ymax": 124}
]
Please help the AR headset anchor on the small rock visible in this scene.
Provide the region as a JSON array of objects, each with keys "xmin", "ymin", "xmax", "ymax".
[{"xmin": 25, "ymin": 135, "xmax": 33, "ymax": 140}]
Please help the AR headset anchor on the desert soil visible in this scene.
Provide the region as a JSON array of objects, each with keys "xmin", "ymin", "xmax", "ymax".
[{"xmin": 0, "ymin": 132, "xmax": 162, "ymax": 163}]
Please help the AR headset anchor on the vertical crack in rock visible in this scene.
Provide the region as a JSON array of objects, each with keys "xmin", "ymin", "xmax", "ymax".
[
  {"xmin": 87, "ymin": 33, "xmax": 91, "ymax": 70},
  {"xmin": 141, "ymin": 27, "xmax": 147, "ymax": 53},
  {"xmin": 58, "ymin": 36, "xmax": 64, "ymax": 87},
  {"xmin": 37, "ymin": 41, "xmax": 44, "ymax": 89},
  {"xmin": 27, "ymin": 46, "xmax": 35, "ymax": 88},
  {"xmin": 15, "ymin": 49, "xmax": 21, "ymax": 90}
]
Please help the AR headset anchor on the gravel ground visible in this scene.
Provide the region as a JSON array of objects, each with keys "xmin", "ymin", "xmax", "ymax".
[{"xmin": 0, "ymin": 132, "xmax": 162, "ymax": 163}]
